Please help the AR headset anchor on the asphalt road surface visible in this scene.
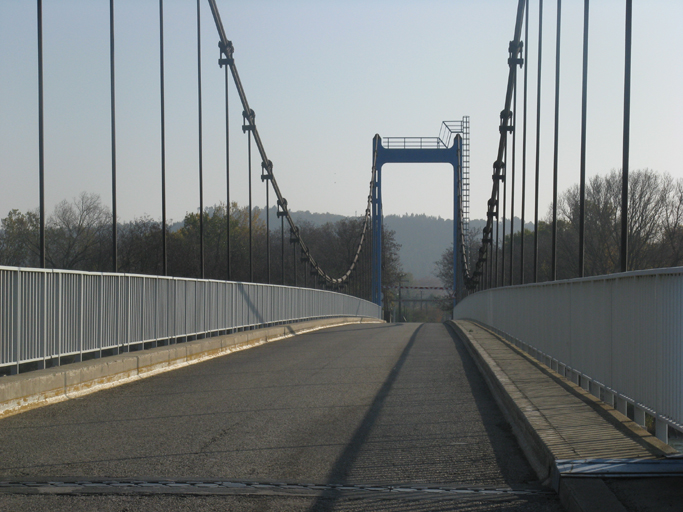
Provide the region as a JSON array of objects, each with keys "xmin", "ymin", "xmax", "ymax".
[{"xmin": 0, "ymin": 322, "xmax": 564, "ymax": 511}]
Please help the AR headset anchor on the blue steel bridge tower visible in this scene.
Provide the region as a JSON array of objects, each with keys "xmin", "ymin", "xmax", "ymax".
[{"xmin": 371, "ymin": 117, "xmax": 470, "ymax": 309}]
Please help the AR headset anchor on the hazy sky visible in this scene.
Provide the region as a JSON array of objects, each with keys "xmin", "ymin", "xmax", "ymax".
[{"xmin": 1, "ymin": 0, "xmax": 681, "ymax": 225}]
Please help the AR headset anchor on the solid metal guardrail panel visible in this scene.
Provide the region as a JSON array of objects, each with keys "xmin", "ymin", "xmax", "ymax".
[
  {"xmin": 454, "ymin": 267, "xmax": 683, "ymax": 442},
  {"xmin": 0, "ymin": 265, "xmax": 381, "ymax": 375}
]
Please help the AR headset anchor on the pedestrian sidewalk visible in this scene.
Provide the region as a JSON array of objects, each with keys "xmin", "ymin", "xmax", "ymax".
[{"xmin": 449, "ymin": 319, "xmax": 682, "ymax": 512}]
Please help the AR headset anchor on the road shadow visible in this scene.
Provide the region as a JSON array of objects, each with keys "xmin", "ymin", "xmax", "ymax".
[{"xmin": 305, "ymin": 324, "xmax": 423, "ymax": 512}]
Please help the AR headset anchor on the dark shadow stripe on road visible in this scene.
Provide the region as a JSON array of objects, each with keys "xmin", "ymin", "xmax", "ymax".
[
  {"xmin": 307, "ymin": 323, "xmax": 424, "ymax": 512},
  {"xmin": 443, "ymin": 322, "xmax": 542, "ymax": 487}
]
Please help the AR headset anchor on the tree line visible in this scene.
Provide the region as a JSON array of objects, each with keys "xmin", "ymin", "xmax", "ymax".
[
  {"xmin": 435, "ymin": 168, "xmax": 683, "ymax": 295},
  {"xmin": 0, "ymin": 192, "xmax": 403, "ymax": 303}
]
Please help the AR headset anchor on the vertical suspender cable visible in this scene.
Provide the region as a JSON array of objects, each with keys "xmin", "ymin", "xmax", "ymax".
[
  {"xmin": 266, "ymin": 176, "xmax": 270, "ymax": 283},
  {"xmin": 159, "ymin": 0, "xmax": 167, "ymax": 276},
  {"xmin": 533, "ymin": 0, "xmax": 544, "ymax": 283},
  {"xmin": 196, "ymin": 0, "xmax": 204, "ymax": 279},
  {"xmin": 361, "ymin": 246, "xmax": 365, "ymax": 296},
  {"xmin": 293, "ymin": 236, "xmax": 297, "ymax": 286},
  {"xmin": 350, "ymin": 269, "xmax": 353, "ymax": 296},
  {"xmin": 225, "ymin": 63, "xmax": 231, "ymax": 280},
  {"xmin": 488, "ymin": 235, "xmax": 493, "ymax": 289},
  {"xmin": 481, "ymin": 239, "xmax": 489, "ymax": 290},
  {"xmin": 363, "ymin": 229, "xmax": 374, "ymax": 299},
  {"xmin": 365, "ymin": 246, "xmax": 369, "ymax": 297},
  {"xmin": 510, "ymin": 78, "xmax": 517, "ymax": 285},
  {"xmin": 206, "ymin": 0, "xmax": 376, "ymax": 291},
  {"xmin": 520, "ymin": 0, "xmax": 529, "ymax": 283},
  {"xmin": 470, "ymin": 0, "xmax": 525, "ymax": 291},
  {"xmin": 364, "ymin": 241, "xmax": 367, "ymax": 296},
  {"xmin": 495, "ymin": 200, "xmax": 500, "ymax": 287},
  {"xmin": 620, "ymin": 0, "xmax": 632, "ymax": 272},
  {"xmin": 37, "ymin": 0, "xmax": 45, "ymax": 269},
  {"xmin": 367, "ymin": 244, "xmax": 370, "ymax": 297},
  {"xmin": 490, "ymin": 238, "xmax": 494, "ymax": 289},
  {"xmin": 248, "ymin": 128, "xmax": 252, "ymax": 282},
  {"xmin": 502, "ymin": 144, "xmax": 507, "ymax": 285},
  {"xmin": 110, "ymin": 0, "xmax": 117, "ymax": 272},
  {"xmin": 478, "ymin": 261, "xmax": 482, "ymax": 292},
  {"xmin": 358, "ymin": 234, "xmax": 363, "ymax": 295},
  {"xmin": 280, "ymin": 212, "xmax": 284, "ymax": 284},
  {"xmin": 482, "ymin": 246, "xmax": 487, "ymax": 290},
  {"xmin": 579, "ymin": 0, "xmax": 589, "ymax": 277},
  {"xmin": 551, "ymin": 0, "xmax": 561, "ymax": 281}
]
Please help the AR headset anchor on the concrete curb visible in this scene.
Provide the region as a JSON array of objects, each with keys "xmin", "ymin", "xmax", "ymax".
[
  {"xmin": 1, "ymin": 316, "xmax": 382, "ymax": 420},
  {"xmin": 447, "ymin": 320, "xmax": 632, "ymax": 512}
]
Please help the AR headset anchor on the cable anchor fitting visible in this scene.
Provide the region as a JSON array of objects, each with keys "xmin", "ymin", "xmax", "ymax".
[
  {"xmin": 276, "ymin": 198, "xmax": 288, "ymax": 217},
  {"xmin": 499, "ymin": 110, "xmax": 513, "ymax": 134},
  {"xmin": 242, "ymin": 110, "xmax": 255, "ymax": 132},
  {"xmin": 261, "ymin": 160, "xmax": 273, "ymax": 181},
  {"xmin": 290, "ymin": 227, "xmax": 299, "ymax": 244},
  {"xmin": 218, "ymin": 41, "xmax": 235, "ymax": 67},
  {"xmin": 508, "ymin": 40, "xmax": 524, "ymax": 67}
]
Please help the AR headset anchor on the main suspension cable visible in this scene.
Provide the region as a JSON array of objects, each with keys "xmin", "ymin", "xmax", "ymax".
[
  {"xmin": 466, "ymin": 0, "xmax": 526, "ymax": 290},
  {"xmin": 207, "ymin": 0, "xmax": 374, "ymax": 288}
]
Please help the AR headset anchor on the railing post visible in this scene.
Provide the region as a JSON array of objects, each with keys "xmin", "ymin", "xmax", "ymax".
[
  {"xmin": 656, "ymin": 418, "xmax": 668, "ymax": 444},
  {"xmin": 14, "ymin": 269, "xmax": 21, "ymax": 374},
  {"xmin": 79, "ymin": 273, "xmax": 84, "ymax": 362},
  {"xmin": 616, "ymin": 396, "xmax": 628, "ymax": 417},
  {"xmin": 99, "ymin": 272, "xmax": 103, "ymax": 359},
  {"xmin": 620, "ymin": 0, "xmax": 632, "ymax": 272},
  {"xmin": 633, "ymin": 406, "xmax": 646, "ymax": 427},
  {"xmin": 57, "ymin": 272, "xmax": 62, "ymax": 364},
  {"xmin": 42, "ymin": 270, "xmax": 47, "ymax": 367}
]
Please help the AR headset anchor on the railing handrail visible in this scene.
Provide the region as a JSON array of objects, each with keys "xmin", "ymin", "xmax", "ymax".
[
  {"xmin": 0, "ymin": 264, "xmax": 379, "ymax": 298},
  {"xmin": 0, "ymin": 266, "xmax": 381, "ymax": 375},
  {"xmin": 458, "ymin": 265, "xmax": 683, "ymax": 297}
]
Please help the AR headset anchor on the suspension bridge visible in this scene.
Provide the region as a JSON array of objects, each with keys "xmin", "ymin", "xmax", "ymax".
[{"xmin": 1, "ymin": 1, "xmax": 682, "ymax": 511}]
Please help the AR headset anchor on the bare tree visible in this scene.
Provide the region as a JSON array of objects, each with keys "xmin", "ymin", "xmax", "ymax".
[
  {"xmin": 661, "ymin": 174, "xmax": 683, "ymax": 267},
  {"xmin": 0, "ymin": 209, "xmax": 40, "ymax": 266},
  {"xmin": 556, "ymin": 169, "xmax": 668, "ymax": 276},
  {"xmin": 45, "ymin": 192, "xmax": 111, "ymax": 271}
]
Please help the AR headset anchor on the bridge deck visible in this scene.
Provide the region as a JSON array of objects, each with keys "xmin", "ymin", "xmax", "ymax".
[{"xmin": 0, "ymin": 322, "xmax": 563, "ymax": 511}]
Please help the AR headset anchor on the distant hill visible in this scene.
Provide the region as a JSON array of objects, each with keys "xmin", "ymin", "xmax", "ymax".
[
  {"xmin": 281, "ymin": 209, "xmax": 533, "ymax": 280},
  {"xmin": 268, "ymin": 208, "xmax": 347, "ymax": 227},
  {"xmin": 168, "ymin": 207, "xmax": 347, "ymax": 233},
  {"xmin": 386, "ymin": 215, "xmax": 532, "ymax": 279},
  {"xmin": 384, "ymin": 214, "xmax": 452, "ymax": 280},
  {"xmin": 175, "ymin": 205, "xmax": 533, "ymax": 280}
]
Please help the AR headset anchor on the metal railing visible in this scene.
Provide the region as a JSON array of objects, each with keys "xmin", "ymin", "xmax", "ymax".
[
  {"xmin": 0, "ymin": 266, "xmax": 381, "ymax": 375},
  {"xmin": 381, "ymin": 137, "xmax": 448, "ymax": 150},
  {"xmin": 453, "ymin": 267, "xmax": 683, "ymax": 444}
]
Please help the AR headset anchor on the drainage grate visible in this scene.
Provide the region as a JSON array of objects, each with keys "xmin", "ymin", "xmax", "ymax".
[{"xmin": 0, "ymin": 479, "xmax": 556, "ymax": 497}]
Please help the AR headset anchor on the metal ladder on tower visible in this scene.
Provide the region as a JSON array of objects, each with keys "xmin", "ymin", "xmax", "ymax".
[{"xmin": 461, "ymin": 116, "xmax": 470, "ymax": 245}]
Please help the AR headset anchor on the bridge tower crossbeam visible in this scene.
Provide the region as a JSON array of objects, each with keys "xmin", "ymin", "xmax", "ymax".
[{"xmin": 371, "ymin": 118, "xmax": 468, "ymax": 308}]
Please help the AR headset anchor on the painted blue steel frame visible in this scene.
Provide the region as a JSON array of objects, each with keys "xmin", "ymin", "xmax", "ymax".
[{"xmin": 371, "ymin": 135, "xmax": 462, "ymax": 308}]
